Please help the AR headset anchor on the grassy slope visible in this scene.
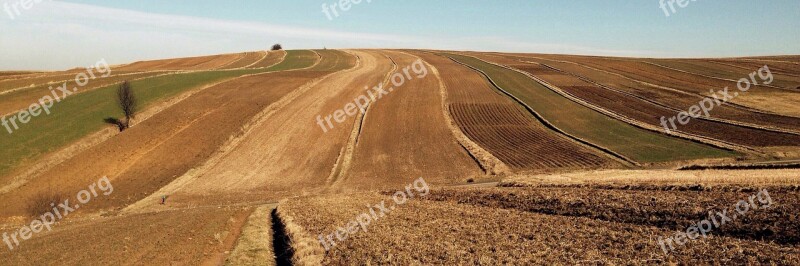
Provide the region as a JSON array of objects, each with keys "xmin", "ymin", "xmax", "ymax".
[
  {"xmin": 0, "ymin": 50, "xmax": 317, "ymax": 175},
  {"xmin": 311, "ymin": 50, "xmax": 355, "ymax": 72},
  {"xmin": 268, "ymin": 50, "xmax": 319, "ymax": 71},
  {"xmin": 447, "ymin": 54, "xmax": 735, "ymax": 163}
]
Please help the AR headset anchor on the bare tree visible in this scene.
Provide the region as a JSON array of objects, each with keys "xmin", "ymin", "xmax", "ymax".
[
  {"xmin": 116, "ymin": 81, "xmax": 137, "ymax": 130},
  {"xmin": 271, "ymin": 43, "xmax": 283, "ymax": 51}
]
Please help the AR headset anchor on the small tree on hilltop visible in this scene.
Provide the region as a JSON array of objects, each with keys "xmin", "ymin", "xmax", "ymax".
[
  {"xmin": 117, "ymin": 81, "xmax": 136, "ymax": 131},
  {"xmin": 271, "ymin": 43, "xmax": 283, "ymax": 51}
]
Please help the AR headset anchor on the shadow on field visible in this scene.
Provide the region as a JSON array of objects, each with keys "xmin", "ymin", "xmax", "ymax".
[{"xmin": 272, "ymin": 208, "xmax": 294, "ymax": 266}]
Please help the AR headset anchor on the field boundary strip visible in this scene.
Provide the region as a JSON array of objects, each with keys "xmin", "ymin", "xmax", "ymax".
[
  {"xmin": 241, "ymin": 51, "xmax": 269, "ymax": 69},
  {"xmin": 248, "ymin": 50, "xmax": 289, "ymax": 69},
  {"xmin": 0, "ymin": 69, "xmax": 176, "ymax": 97},
  {"xmin": 306, "ymin": 50, "xmax": 324, "ymax": 70},
  {"xmin": 538, "ymin": 63, "xmax": 800, "ymax": 136},
  {"xmin": 446, "ymin": 54, "xmax": 640, "ymax": 167},
  {"xmin": 642, "ymin": 61, "xmax": 785, "ymax": 90},
  {"xmin": 413, "ymin": 50, "xmax": 510, "ymax": 175},
  {"xmin": 518, "ymin": 57, "xmax": 800, "ymax": 119},
  {"xmin": 326, "ymin": 52, "xmax": 395, "ymax": 187},
  {"xmin": 466, "ymin": 54, "xmax": 756, "ymax": 155},
  {"xmin": 709, "ymin": 60, "xmax": 800, "ymax": 77},
  {"xmin": 213, "ymin": 53, "xmax": 248, "ymax": 70},
  {"xmin": 733, "ymin": 58, "xmax": 800, "ymax": 65}
]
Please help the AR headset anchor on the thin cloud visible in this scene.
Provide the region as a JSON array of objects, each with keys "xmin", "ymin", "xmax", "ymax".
[{"xmin": 0, "ymin": 1, "xmax": 663, "ymax": 70}]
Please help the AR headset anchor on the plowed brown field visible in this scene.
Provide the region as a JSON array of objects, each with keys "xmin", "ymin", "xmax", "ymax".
[
  {"xmin": 709, "ymin": 59, "xmax": 800, "ymax": 76},
  {"xmin": 544, "ymin": 55, "xmax": 800, "ymax": 117},
  {"xmin": 336, "ymin": 51, "xmax": 482, "ymax": 189},
  {"xmin": 643, "ymin": 59, "xmax": 800, "ymax": 89},
  {"xmin": 278, "ymin": 191, "xmax": 799, "ymax": 264},
  {"xmin": 413, "ymin": 52, "xmax": 614, "ymax": 170}
]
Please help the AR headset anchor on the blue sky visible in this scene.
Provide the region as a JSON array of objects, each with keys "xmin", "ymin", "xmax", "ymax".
[{"xmin": 1, "ymin": 0, "xmax": 798, "ymax": 70}]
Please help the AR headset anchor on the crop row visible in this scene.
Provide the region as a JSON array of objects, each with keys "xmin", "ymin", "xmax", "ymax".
[{"xmin": 449, "ymin": 103, "xmax": 609, "ymax": 169}]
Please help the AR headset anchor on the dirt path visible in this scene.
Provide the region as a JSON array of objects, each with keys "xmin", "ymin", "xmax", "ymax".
[
  {"xmin": 201, "ymin": 207, "xmax": 255, "ymax": 266},
  {"xmin": 326, "ymin": 53, "xmax": 397, "ymax": 188}
]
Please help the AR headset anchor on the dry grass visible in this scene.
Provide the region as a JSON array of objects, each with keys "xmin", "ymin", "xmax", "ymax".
[
  {"xmin": 500, "ymin": 169, "xmax": 800, "ymax": 189},
  {"xmin": 225, "ymin": 205, "xmax": 277, "ymax": 266},
  {"xmin": 276, "ymin": 201, "xmax": 326, "ymax": 265},
  {"xmin": 25, "ymin": 191, "xmax": 65, "ymax": 217}
]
